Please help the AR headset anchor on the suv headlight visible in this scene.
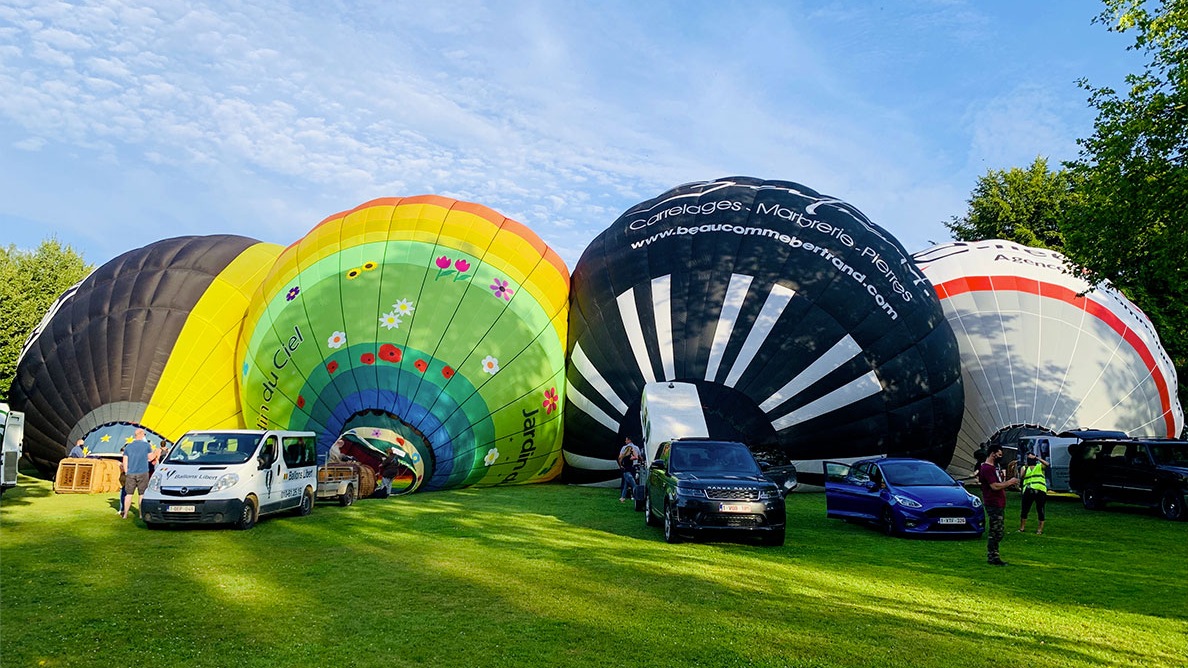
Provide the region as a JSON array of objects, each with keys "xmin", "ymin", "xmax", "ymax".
[
  {"xmin": 759, "ymin": 488, "xmax": 783, "ymax": 500},
  {"xmin": 210, "ymin": 473, "xmax": 240, "ymax": 493},
  {"xmin": 892, "ymin": 494, "xmax": 922, "ymax": 509},
  {"xmin": 676, "ymin": 486, "xmax": 706, "ymax": 498}
]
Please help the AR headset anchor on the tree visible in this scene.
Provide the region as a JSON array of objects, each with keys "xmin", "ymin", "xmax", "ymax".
[
  {"xmin": 945, "ymin": 156, "xmax": 1081, "ymax": 250},
  {"xmin": 1064, "ymin": 0, "xmax": 1188, "ymax": 425},
  {"xmin": 0, "ymin": 239, "xmax": 93, "ymax": 401}
]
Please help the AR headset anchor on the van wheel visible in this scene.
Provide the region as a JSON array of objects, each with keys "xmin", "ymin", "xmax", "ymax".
[
  {"xmin": 1160, "ymin": 489, "xmax": 1185, "ymax": 521},
  {"xmin": 298, "ymin": 487, "xmax": 314, "ymax": 516},
  {"xmin": 236, "ymin": 496, "xmax": 258, "ymax": 530},
  {"xmin": 340, "ymin": 483, "xmax": 356, "ymax": 507},
  {"xmin": 1082, "ymin": 487, "xmax": 1105, "ymax": 510}
]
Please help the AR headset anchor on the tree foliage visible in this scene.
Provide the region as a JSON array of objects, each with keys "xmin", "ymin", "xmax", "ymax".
[
  {"xmin": 0, "ymin": 239, "xmax": 92, "ymax": 402},
  {"xmin": 945, "ymin": 156, "xmax": 1081, "ymax": 250},
  {"xmin": 1064, "ymin": 0, "xmax": 1188, "ymax": 421}
]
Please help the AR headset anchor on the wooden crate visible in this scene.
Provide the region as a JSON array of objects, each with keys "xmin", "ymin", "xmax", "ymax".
[{"xmin": 54, "ymin": 458, "xmax": 122, "ymax": 494}]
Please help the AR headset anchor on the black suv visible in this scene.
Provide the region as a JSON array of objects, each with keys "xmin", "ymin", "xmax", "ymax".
[
  {"xmin": 643, "ymin": 438, "xmax": 788, "ymax": 545},
  {"xmin": 1069, "ymin": 438, "xmax": 1188, "ymax": 520}
]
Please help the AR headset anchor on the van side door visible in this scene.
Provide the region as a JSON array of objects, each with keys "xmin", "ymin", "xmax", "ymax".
[
  {"xmin": 256, "ymin": 434, "xmax": 285, "ymax": 513},
  {"xmin": 280, "ymin": 435, "xmax": 316, "ymax": 508}
]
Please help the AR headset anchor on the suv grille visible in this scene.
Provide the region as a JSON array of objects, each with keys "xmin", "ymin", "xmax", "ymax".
[
  {"xmin": 702, "ymin": 513, "xmax": 764, "ymax": 528},
  {"xmin": 705, "ymin": 487, "xmax": 760, "ymax": 501}
]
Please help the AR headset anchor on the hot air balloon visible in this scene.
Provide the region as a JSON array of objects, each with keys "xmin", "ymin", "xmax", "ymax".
[
  {"xmin": 238, "ymin": 196, "xmax": 569, "ymax": 494},
  {"xmin": 914, "ymin": 240, "xmax": 1184, "ymax": 472},
  {"xmin": 563, "ymin": 177, "xmax": 964, "ymax": 483},
  {"xmin": 9, "ymin": 236, "xmax": 283, "ymax": 473}
]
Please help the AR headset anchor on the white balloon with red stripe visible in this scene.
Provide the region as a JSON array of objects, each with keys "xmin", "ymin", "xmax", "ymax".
[{"xmin": 913, "ymin": 240, "xmax": 1183, "ymax": 472}]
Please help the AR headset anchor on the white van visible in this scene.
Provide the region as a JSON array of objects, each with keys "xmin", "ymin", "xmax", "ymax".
[
  {"xmin": 141, "ymin": 429, "xmax": 318, "ymax": 529},
  {"xmin": 1, "ymin": 403, "xmax": 25, "ymax": 495},
  {"xmin": 640, "ymin": 382, "xmax": 709, "ymax": 465}
]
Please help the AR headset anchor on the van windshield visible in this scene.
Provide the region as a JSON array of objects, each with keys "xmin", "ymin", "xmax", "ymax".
[{"xmin": 164, "ymin": 433, "xmax": 261, "ymax": 465}]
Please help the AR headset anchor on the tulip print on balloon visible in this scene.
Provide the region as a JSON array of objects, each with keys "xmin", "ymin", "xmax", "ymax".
[{"xmin": 238, "ymin": 196, "xmax": 570, "ymax": 493}]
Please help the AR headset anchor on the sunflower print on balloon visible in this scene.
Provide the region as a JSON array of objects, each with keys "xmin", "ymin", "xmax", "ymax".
[{"xmin": 238, "ymin": 196, "xmax": 571, "ymax": 492}]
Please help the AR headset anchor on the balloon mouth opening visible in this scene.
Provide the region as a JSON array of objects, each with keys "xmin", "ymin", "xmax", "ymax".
[
  {"xmin": 76, "ymin": 421, "xmax": 167, "ymax": 458},
  {"xmin": 986, "ymin": 423, "xmax": 1057, "ymax": 447},
  {"xmin": 339, "ymin": 411, "xmax": 435, "ymax": 495}
]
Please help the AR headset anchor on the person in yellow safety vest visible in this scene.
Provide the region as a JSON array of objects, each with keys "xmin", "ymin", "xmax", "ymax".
[{"xmin": 1018, "ymin": 452, "xmax": 1049, "ymax": 535}]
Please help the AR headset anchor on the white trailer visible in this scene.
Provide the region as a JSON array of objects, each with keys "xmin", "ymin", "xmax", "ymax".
[{"xmin": 1, "ymin": 403, "xmax": 26, "ymax": 494}]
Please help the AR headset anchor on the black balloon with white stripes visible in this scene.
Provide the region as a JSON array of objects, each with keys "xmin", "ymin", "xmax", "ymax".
[{"xmin": 561, "ymin": 176, "xmax": 963, "ymax": 483}]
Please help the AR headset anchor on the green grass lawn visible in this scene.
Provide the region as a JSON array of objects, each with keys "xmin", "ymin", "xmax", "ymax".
[{"xmin": 2, "ymin": 471, "xmax": 1185, "ymax": 668}]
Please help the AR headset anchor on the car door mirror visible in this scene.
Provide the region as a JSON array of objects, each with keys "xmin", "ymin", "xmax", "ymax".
[
  {"xmin": 650, "ymin": 460, "xmax": 666, "ymax": 472},
  {"xmin": 863, "ymin": 479, "xmax": 879, "ymax": 491}
]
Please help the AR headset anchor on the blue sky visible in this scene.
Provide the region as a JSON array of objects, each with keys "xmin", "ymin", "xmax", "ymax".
[{"xmin": 0, "ymin": 0, "xmax": 1144, "ymax": 270}]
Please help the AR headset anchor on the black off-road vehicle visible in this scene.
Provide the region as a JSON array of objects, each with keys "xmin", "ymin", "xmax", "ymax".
[
  {"xmin": 1068, "ymin": 438, "xmax": 1188, "ymax": 521},
  {"xmin": 643, "ymin": 438, "xmax": 790, "ymax": 545}
]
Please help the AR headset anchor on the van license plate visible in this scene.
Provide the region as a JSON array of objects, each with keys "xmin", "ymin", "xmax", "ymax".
[
  {"xmin": 937, "ymin": 517, "xmax": 965, "ymax": 524},
  {"xmin": 167, "ymin": 505, "xmax": 195, "ymax": 513},
  {"xmin": 719, "ymin": 504, "xmax": 748, "ymax": 513}
]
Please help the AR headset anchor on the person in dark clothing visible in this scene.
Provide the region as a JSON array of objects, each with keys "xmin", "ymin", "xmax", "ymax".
[
  {"xmin": 378, "ymin": 447, "xmax": 403, "ymax": 496},
  {"xmin": 978, "ymin": 444, "xmax": 1019, "ymax": 566},
  {"xmin": 617, "ymin": 437, "xmax": 640, "ymax": 503}
]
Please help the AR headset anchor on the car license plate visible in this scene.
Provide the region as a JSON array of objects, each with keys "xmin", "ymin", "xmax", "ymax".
[
  {"xmin": 719, "ymin": 503, "xmax": 749, "ymax": 513},
  {"xmin": 167, "ymin": 505, "xmax": 195, "ymax": 513},
  {"xmin": 937, "ymin": 517, "xmax": 965, "ymax": 524}
]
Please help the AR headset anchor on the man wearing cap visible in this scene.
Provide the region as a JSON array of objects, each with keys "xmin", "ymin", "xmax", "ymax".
[{"xmin": 978, "ymin": 443, "xmax": 1019, "ymax": 566}]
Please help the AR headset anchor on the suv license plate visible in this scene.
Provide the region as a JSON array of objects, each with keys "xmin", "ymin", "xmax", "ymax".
[
  {"xmin": 937, "ymin": 517, "xmax": 965, "ymax": 524},
  {"xmin": 719, "ymin": 504, "xmax": 749, "ymax": 513},
  {"xmin": 167, "ymin": 505, "xmax": 196, "ymax": 513}
]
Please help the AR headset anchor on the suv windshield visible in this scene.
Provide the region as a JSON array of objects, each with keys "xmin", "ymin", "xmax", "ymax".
[
  {"xmin": 164, "ymin": 432, "xmax": 262, "ymax": 465},
  {"xmin": 1149, "ymin": 443, "xmax": 1188, "ymax": 467},
  {"xmin": 881, "ymin": 460, "xmax": 955, "ymax": 486},
  {"xmin": 669, "ymin": 442, "xmax": 760, "ymax": 475}
]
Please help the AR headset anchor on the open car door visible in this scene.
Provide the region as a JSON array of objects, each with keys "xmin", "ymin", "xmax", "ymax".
[{"xmin": 825, "ymin": 461, "xmax": 866, "ymax": 520}]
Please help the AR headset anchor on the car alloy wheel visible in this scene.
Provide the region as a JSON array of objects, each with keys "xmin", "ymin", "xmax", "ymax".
[
  {"xmin": 645, "ymin": 494, "xmax": 660, "ymax": 527},
  {"xmin": 1161, "ymin": 489, "xmax": 1185, "ymax": 521},
  {"xmin": 881, "ymin": 506, "xmax": 897, "ymax": 536},
  {"xmin": 663, "ymin": 502, "xmax": 681, "ymax": 543}
]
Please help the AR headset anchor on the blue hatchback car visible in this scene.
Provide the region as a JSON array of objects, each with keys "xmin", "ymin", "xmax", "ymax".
[{"xmin": 824, "ymin": 457, "xmax": 985, "ymax": 537}]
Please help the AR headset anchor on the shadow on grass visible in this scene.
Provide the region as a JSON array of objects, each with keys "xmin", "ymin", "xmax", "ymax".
[{"xmin": 2, "ymin": 480, "xmax": 1185, "ymax": 668}]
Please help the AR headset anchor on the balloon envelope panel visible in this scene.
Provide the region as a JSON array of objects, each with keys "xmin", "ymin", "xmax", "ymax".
[
  {"xmin": 10, "ymin": 236, "xmax": 281, "ymax": 472},
  {"xmin": 563, "ymin": 177, "xmax": 963, "ymax": 481},
  {"xmin": 239, "ymin": 196, "xmax": 569, "ymax": 491},
  {"xmin": 914, "ymin": 240, "xmax": 1184, "ymax": 472}
]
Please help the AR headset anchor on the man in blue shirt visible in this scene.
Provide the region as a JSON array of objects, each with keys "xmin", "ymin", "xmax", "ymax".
[
  {"xmin": 121, "ymin": 429, "xmax": 153, "ymax": 520},
  {"xmin": 67, "ymin": 439, "xmax": 85, "ymax": 459}
]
